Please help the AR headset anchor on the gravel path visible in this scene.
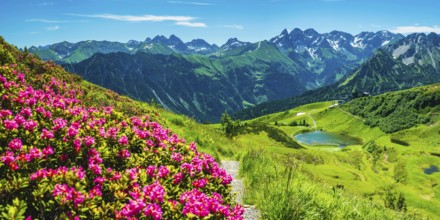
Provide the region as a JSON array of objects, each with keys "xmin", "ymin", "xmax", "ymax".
[{"xmin": 221, "ymin": 161, "xmax": 260, "ymax": 220}]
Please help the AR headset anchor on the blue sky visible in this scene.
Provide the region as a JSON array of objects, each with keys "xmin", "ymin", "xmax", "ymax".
[{"xmin": 1, "ymin": 0, "xmax": 439, "ymax": 48}]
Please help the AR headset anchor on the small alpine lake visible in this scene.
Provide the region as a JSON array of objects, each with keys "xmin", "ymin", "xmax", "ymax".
[
  {"xmin": 423, "ymin": 165, "xmax": 439, "ymax": 175},
  {"xmin": 295, "ymin": 131, "xmax": 362, "ymax": 147}
]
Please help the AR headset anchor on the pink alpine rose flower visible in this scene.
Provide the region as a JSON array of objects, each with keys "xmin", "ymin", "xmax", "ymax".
[
  {"xmin": 4, "ymin": 119, "xmax": 18, "ymax": 130},
  {"xmin": 143, "ymin": 203, "xmax": 163, "ymax": 220},
  {"xmin": 171, "ymin": 152, "xmax": 183, "ymax": 162},
  {"xmin": 118, "ymin": 135, "xmax": 129, "ymax": 146},
  {"xmin": 117, "ymin": 149, "xmax": 131, "ymax": 159},
  {"xmin": 23, "ymin": 119, "xmax": 38, "ymax": 131},
  {"xmin": 40, "ymin": 128, "xmax": 54, "ymax": 140},
  {"xmin": 173, "ymin": 172, "xmax": 184, "ymax": 185},
  {"xmin": 143, "ymin": 181, "xmax": 165, "ymax": 203},
  {"xmin": 67, "ymin": 126, "xmax": 78, "ymax": 137},
  {"xmin": 157, "ymin": 166, "xmax": 169, "ymax": 178},
  {"xmin": 84, "ymin": 136, "xmax": 95, "ymax": 147},
  {"xmin": 192, "ymin": 178, "xmax": 208, "ymax": 188},
  {"xmin": 42, "ymin": 146, "xmax": 54, "ymax": 156},
  {"xmin": 8, "ymin": 138, "xmax": 23, "ymax": 151}
]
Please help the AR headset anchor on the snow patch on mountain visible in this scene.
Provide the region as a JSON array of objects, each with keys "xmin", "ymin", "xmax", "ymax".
[
  {"xmin": 144, "ymin": 44, "xmax": 153, "ymax": 50},
  {"xmin": 255, "ymin": 42, "xmax": 261, "ymax": 51},
  {"xmin": 351, "ymin": 37, "xmax": 365, "ymax": 49},
  {"xmin": 230, "ymin": 42, "xmax": 242, "ymax": 47},
  {"xmin": 272, "ymin": 32, "xmax": 286, "ymax": 43},
  {"xmin": 392, "ymin": 44, "xmax": 411, "ymax": 59},
  {"xmin": 188, "ymin": 46, "xmax": 208, "ymax": 52},
  {"xmin": 381, "ymin": 40, "xmax": 390, "ymax": 46},
  {"xmin": 306, "ymin": 48, "xmax": 318, "ymax": 60},
  {"xmin": 402, "ymin": 56, "xmax": 415, "ymax": 65},
  {"xmin": 327, "ymin": 39, "xmax": 340, "ymax": 51},
  {"xmin": 312, "ymin": 37, "xmax": 323, "ymax": 45}
]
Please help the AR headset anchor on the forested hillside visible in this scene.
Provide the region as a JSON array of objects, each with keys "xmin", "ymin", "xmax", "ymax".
[{"xmin": 345, "ymin": 84, "xmax": 440, "ymax": 133}]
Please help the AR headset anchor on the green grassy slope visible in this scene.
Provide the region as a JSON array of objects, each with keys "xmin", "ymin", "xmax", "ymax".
[{"xmin": 226, "ymin": 86, "xmax": 440, "ymax": 218}]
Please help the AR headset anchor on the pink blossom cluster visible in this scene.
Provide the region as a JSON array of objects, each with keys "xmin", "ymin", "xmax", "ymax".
[
  {"xmin": 87, "ymin": 148, "xmax": 103, "ymax": 175},
  {"xmin": 53, "ymin": 184, "xmax": 86, "ymax": 207},
  {"xmin": 180, "ymin": 189, "xmax": 244, "ymax": 219},
  {"xmin": 117, "ymin": 181, "xmax": 165, "ymax": 219},
  {"xmin": 0, "ymin": 48, "xmax": 242, "ymax": 219}
]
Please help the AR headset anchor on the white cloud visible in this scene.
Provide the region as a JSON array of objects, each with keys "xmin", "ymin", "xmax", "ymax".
[
  {"xmin": 389, "ymin": 25, "xmax": 440, "ymax": 34},
  {"xmin": 68, "ymin": 13, "xmax": 207, "ymax": 28},
  {"xmin": 176, "ymin": 21, "xmax": 207, "ymax": 28},
  {"xmin": 26, "ymin": 18, "xmax": 87, "ymax": 23},
  {"xmin": 223, "ymin": 25, "xmax": 244, "ymax": 30},
  {"xmin": 45, "ymin": 26, "xmax": 60, "ymax": 31},
  {"xmin": 68, "ymin": 13, "xmax": 195, "ymax": 22},
  {"xmin": 168, "ymin": 1, "xmax": 212, "ymax": 6}
]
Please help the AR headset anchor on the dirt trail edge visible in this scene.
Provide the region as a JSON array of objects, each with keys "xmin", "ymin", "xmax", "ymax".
[{"xmin": 221, "ymin": 161, "xmax": 260, "ymax": 220}]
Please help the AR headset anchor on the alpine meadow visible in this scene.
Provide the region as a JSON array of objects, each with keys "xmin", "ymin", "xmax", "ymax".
[{"xmin": 1, "ymin": 0, "xmax": 440, "ymax": 219}]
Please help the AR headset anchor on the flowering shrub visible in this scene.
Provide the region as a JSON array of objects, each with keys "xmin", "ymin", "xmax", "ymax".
[{"xmin": 0, "ymin": 39, "xmax": 243, "ymax": 219}]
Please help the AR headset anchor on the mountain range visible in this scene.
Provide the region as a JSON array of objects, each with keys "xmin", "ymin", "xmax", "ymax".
[
  {"xmin": 28, "ymin": 35, "xmax": 220, "ymax": 64},
  {"xmin": 32, "ymin": 28, "xmax": 432, "ymax": 122},
  {"xmin": 234, "ymin": 32, "xmax": 440, "ymax": 120},
  {"xmin": 270, "ymin": 28, "xmax": 403, "ymax": 84},
  {"xmin": 64, "ymin": 41, "xmax": 310, "ymax": 122}
]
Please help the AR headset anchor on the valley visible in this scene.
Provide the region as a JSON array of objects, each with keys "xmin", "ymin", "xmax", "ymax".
[
  {"xmin": 161, "ymin": 82, "xmax": 439, "ymax": 218},
  {"xmin": 224, "ymin": 95, "xmax": 440, "ymax": 218},
  {"xmin": 114, "ymin": 80, "xmax": 439, "ymax": 218}
]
